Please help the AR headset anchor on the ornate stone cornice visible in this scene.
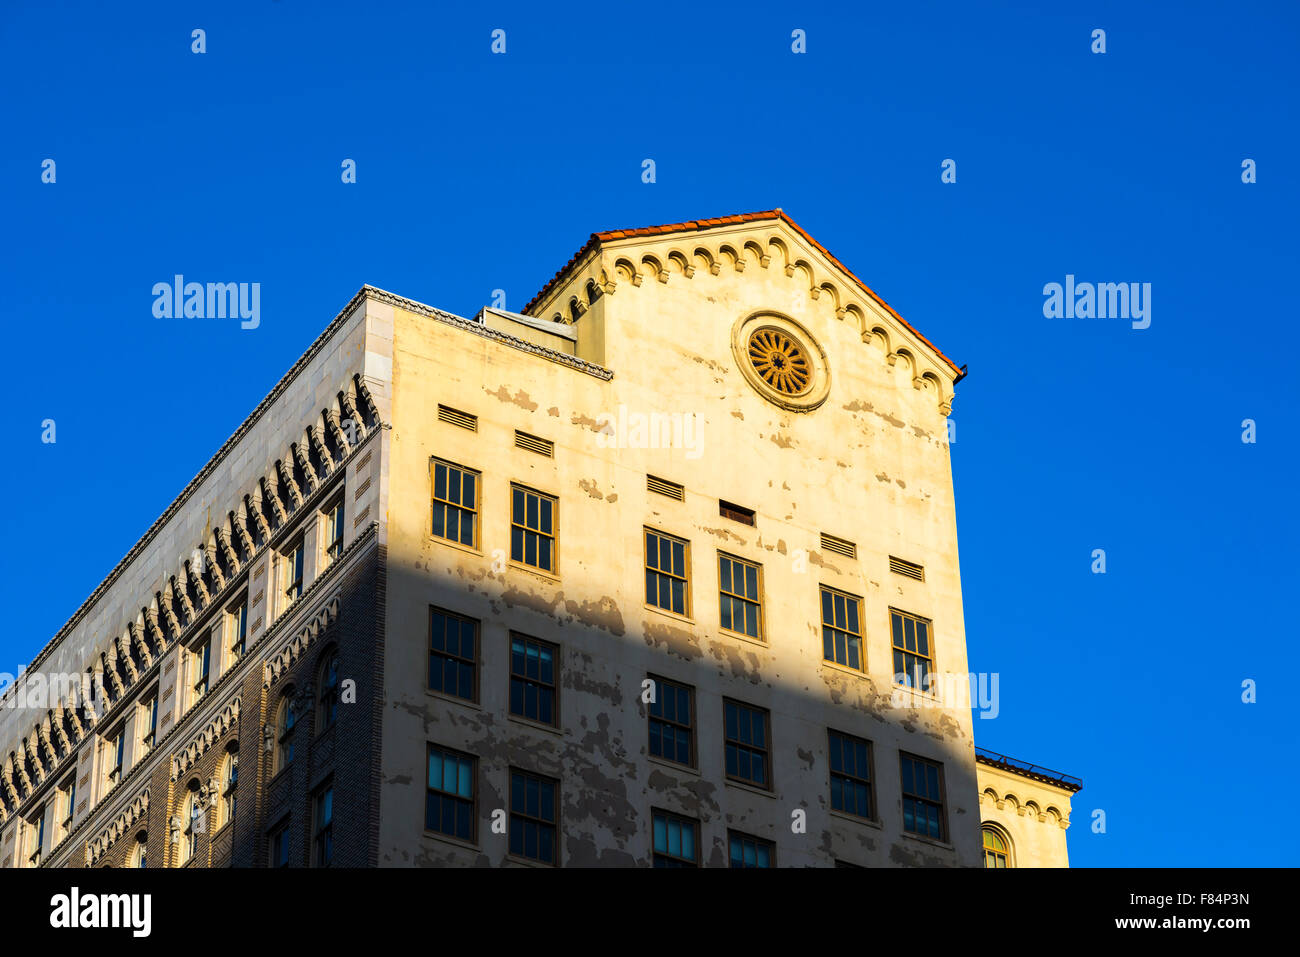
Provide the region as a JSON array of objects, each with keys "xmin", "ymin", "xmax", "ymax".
[
  {"xmin": 171, "ymin": 698, "xmax": 240, "ymax": 782},
  {"xmin": 977, "ymin": 787, "xmax": 1072, "ymax": 830},
  {"xmin": 86, "ymin": 787, "xmax": 149, "ymax": 865},
  {"xmin": 524, "ymin": 214, "xmax": 954, "ymax": 411},
  {"xmin": 264, "ymin": 593, "xmax": 341, "ymax": 688},
  {"xmin": 2, "ymin": 285, "xmax": 381, "ymax": 692}
]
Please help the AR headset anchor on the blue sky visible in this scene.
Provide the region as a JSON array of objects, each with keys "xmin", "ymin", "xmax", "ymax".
[{"xmin": 2, "ymin": 1, "xmax": 1296, "ymax": 866}]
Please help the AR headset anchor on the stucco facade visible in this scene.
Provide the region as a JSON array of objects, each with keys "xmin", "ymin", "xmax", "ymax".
[{"xmin": 0, "ymin": 210, "xmax": 1072, "ymax": 868}]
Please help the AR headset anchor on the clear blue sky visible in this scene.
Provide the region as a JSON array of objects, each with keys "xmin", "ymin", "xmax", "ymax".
[{"xmin": 2, "ymin": 1, "xmax": 1296, "ymax": 867}]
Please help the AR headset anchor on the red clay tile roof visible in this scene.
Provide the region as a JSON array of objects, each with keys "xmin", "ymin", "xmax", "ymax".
[{"xmin": 522, "ymin": 209, "xmax": 964, "ymax": 381}]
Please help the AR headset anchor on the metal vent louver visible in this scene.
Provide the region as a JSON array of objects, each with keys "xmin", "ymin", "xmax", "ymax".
[
  {"xmin": 514, "ymin": 430, "xmax": 554, "ymax": 457},
  {"xmin": 438, "ymin": 405, "xmax": 477, "ymax": 432},
  {"xmin": 820, "ymin": 533, "xmax": 857, "ymax": 559},
  {"xmin": 889, "ymin": 556, "xmax": 925, "ymax": 581},
  {"xmin": 647, "ymin": 475, "xmax": 685, "ymax": 501}
]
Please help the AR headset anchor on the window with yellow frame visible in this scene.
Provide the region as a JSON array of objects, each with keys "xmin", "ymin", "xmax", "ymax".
[
  {"xmin": 430, "ymin": 459, "xmax": 479, "ymax": 548},
  {"xmin": 718, "ymin": 553, "xmax": 762, "ymax": 639},
  {"xmin": 645, "ymin": 529, "xmax": 690, "ymax": 616},
  {"xmin": 510, "ymin": 484, "xmax": 556, "ymax": 573},
  {"xmin": 983, "ymin": 826, "xmax": 1012, "ymax": 868}
]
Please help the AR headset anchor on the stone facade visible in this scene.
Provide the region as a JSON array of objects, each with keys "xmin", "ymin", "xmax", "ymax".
[
  {"xmin": 976, "ymin": 750, "xmax": 1080, "ymax": 868},
  {"xmin": 0, "ymin": 210, "xmax": 1076, "ymax": 867}
]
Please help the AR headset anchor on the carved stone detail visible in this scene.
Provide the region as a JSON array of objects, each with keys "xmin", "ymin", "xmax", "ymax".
[
  {"xmin": 308, "ymin": 425, "xmax": 335, "ymax": 475},
  {"xmin": 276, "ymin": 460, "xmax": 304, "ymax": 510},
  {"xmin": 263, "ymin": 593, "xmax": 342, "ymax": 687},
  {"xmin": 86, "ymin": 787, "xmax": 149, "ymax": 864},
  {"xmin": 171, "ymin": 698, "xmax": 240, "ymax": 781},
  {"xmin": 292, "ymin": 441, "xmax": 320, "ymax": 494}
]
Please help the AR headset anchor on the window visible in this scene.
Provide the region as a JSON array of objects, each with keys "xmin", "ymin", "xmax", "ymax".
[
  {"xmin": 651, "ymin": 810, "xmax": 699, "ymax": 867},
  {"xmin": 900, "ymin": 753, "xmax": 946, "ymax": 841},
  {"xmin": 428, "ymin": 608, "xmax": 477, "ymax": 702},
  {"xmin": 719, "ymin": 500, "xmax": 755, "ymax": 526},
  {"xmin": 318, "ymin": 651, "xmax": 339, "ymax": 730},
  {"xmin": 281, "ymin": 538, "xmax": 304, "ymax": 606},
  {"xmin": 983, "ymin": 826, "xmax": 1012, "ymax": 868},
  {"xmin": 274, "ymin": 692, "xmax": 297, "ymax": 774},
  {"xmin": 426, "ymin": 745, "xmax": 476, "ymax": 842},
  {"xmin": 509, "ymin": 769, "xmax": 558, "ymax": 866},
  {"xmin": 431, "ymin": 460, "xmax": 478, "ymax": 548},
  {"xmin": 821, "ymin": 586, "xmax": 864, "ymax": 670},
  {"xmin": 269, "ymin": 820, "xmax": 290, "ymax": 868},
  {"xmin": 323, "ymin": 498, "xmax": 345, "ymax": 564},
  {"xmin": 229, "ymin": 598, "xmax": 248, "ymax": 662},
  {"xmin": 510, "ymin": 485, "xmax": 556, "ymax": 573},
  {"xmin": 59, "ymin": 776, "xmax": 76, "ymax": 837},
  {"xmin": 313, "ymin": 784, "xmax": 334, "ymax": 867},
  {"xmin": 828, "ymin": 730, "xmax": 874, "ymax": 820},
  {"xmin": 718, "ymin": 554, "xmax": 762, "ymax": 639},
  {"xmin": 27, "ymin": 806, "xmax": 45, "ymax": 867},
  {"xmin": 509, "ymin": 634, "xmax": 558, "ymax": 727},
  {"xmin": 219, "ymin": 748, "xmax": 238, "ymax": 830},
  {"xmin": 132, "ymin": 834, "xmax": 147, "ymax": 869},
  {"xmin": 192, "ymin": 635, "xmax": 211, "ymax": 702},
  {"xmin": 723, "ymin": 699, "xmax": 771, "ymax": 790},
  {"xmin": 747, "ymin": 326, "xmax": 811, "ymax": 395},
  {"xmin": 647, "ymin": 676, "xmax": 693, "ymax": 768},
  {"xmin": 181, "ymin": 784, "xmax": 202, "ymax": 865},
  {"xmin": 140, "ymin": 694, "xmax": 158, "ymax": 753},
  {"xmin": 728, "ymin": 831, "xmax": 774, "ymax": 868},
  {"xmin": 891, "ymin": 610, "xmax": 934, "ymax": 690},
  {"xmin": 104, "ymin": 727, "xmax": 125, "ymax": 790},
  {"xmin": 645, "ymin": 529, "xmax": 690, "ymax": 616}
]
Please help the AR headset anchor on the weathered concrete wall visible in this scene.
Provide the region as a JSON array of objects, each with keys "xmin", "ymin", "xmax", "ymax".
[
  {"xmin": 380, "ymin": 218, "xmax": 981, "ymax": 867},
  {"xmin": 976, "ymin": 762, "xmax": 1076, "ymax": 868}
]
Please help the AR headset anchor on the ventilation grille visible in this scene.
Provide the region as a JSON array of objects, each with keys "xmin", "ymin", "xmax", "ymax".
[
  {"xmin": 820, "ymin": 533, "xmax": 857, "ymax": 559},
  {"xmin": 438, "ymin": 405, "xmax": 477, "ymax": 432},
  {"xmin": 889, "ymin": 556, "xmax": 925, "ymax": 581},
  {"xmin": 719, "ymin": 501, "xmax": 755, "ymax": 526},
  {"xmin": 515, "ymin": 430, "xmax": 554, "ymax": 457},
  {"xmin": 647, "ymin": 475, "xmax": 685, "ymax": 501}
]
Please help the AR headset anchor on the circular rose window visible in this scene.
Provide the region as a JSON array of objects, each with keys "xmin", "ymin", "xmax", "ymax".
[
  {"xmin": 747, "ymin": 328, "xmax": 812, "ymax": 396},
  {"xmin": 731, "ymin": 312, "xmax": 831, "ymax": 411}
]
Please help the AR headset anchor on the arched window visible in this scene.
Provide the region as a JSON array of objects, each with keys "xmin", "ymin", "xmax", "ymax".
[
  {"xmin": 982, "ymin": 826, "xmax": 1012, "ymax": 868},
  {"xmin": 318, "ymin": 652, "xmax": 339, "ymax": 730},
  {"xmin": 132, "ymin": 832, "xmax": 147, "ymax": 868},
  {"xmin": 274, "ymin": 691, "xmax": 297, "ymax": 774},
  {"xmin": 218, "ymin": 747, "xmax": 238, "ymax": 829},
  {"xmin": 180, "ymin": 783, "xmax": 202, "ymax": 866}
]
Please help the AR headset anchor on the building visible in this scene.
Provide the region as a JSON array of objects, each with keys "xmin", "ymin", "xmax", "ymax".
[
  {"xmin": 976, "ymin": 748, "xmax": 1081, "ymax": 868},
  {"xmin": 0, "ymin": 210, "xmax": 1075, "ymax": 868}
]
